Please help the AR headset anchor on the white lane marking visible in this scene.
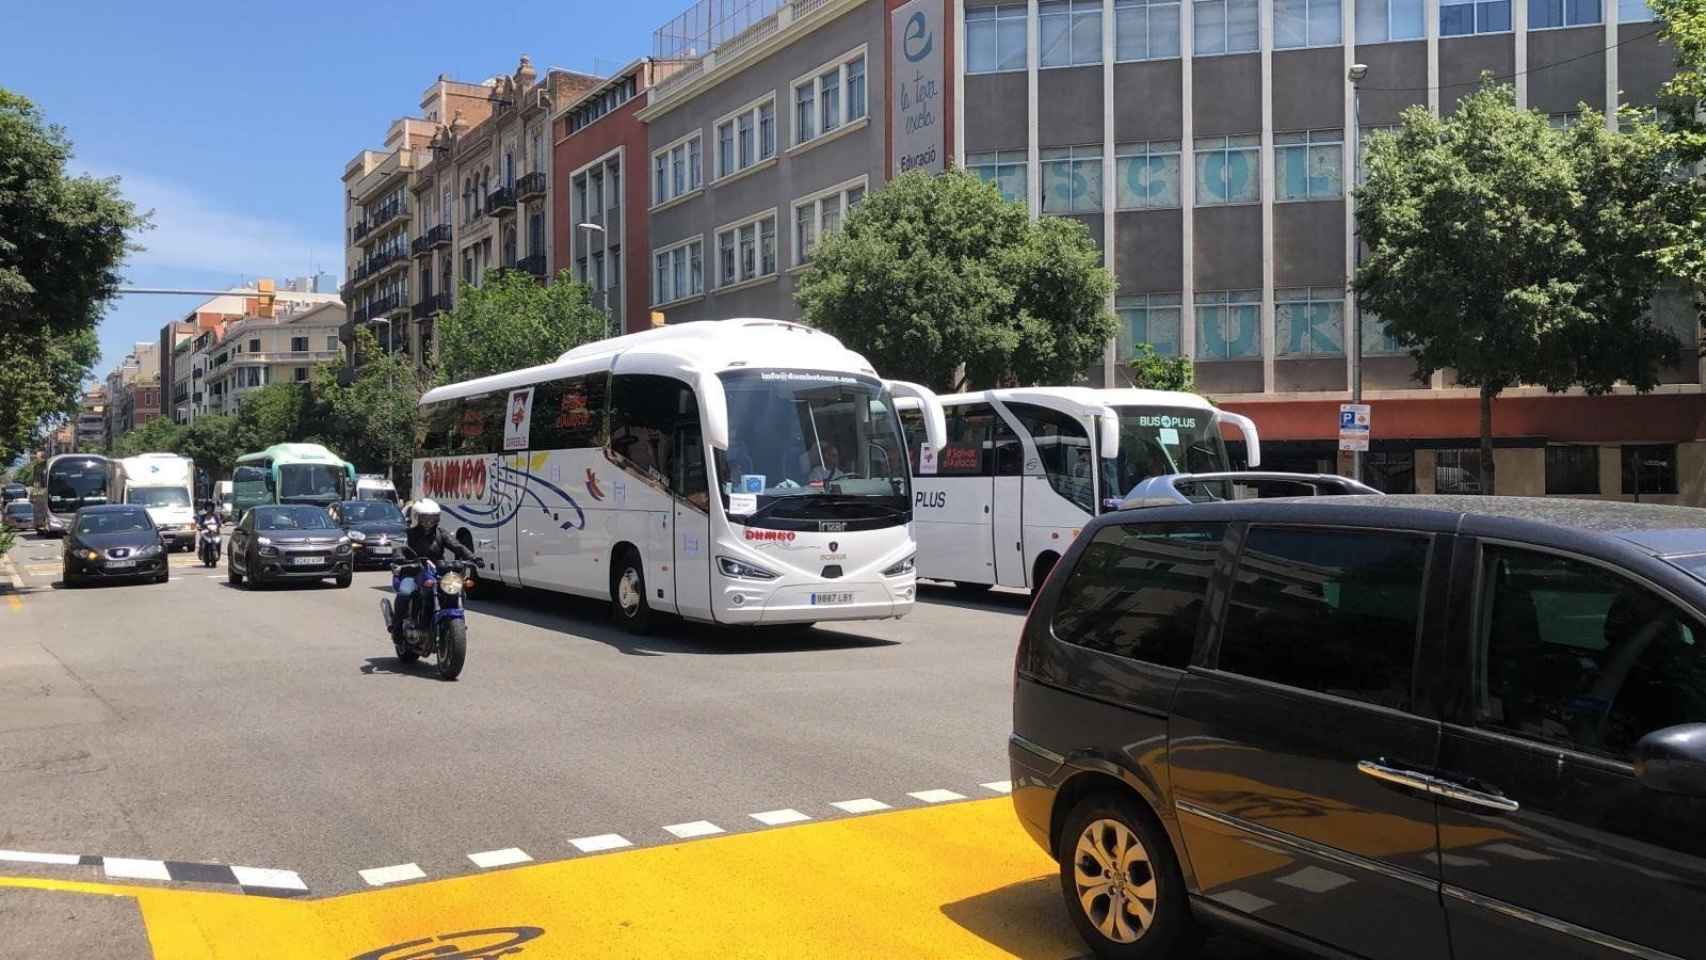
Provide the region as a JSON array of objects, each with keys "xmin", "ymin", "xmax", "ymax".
[
  {"xmin": 1211, "ymin": 889, "xmax": 1275, "ymax": 913},
  {"xmin": 569, "ymin": 834, "xmax": 632, "ymax": 853},
  {"xmin": 230, "ymin": 865, "xmax": 307, "ymax": 891},
  {"xmin": 359, "ymin": 862, "xmax": 426, "ymax": 886},
  {"xmin": 0, "ymin": 850, "xmax": 81, "ymax": 865},
  {"xmin": 103, "ymin": 858, "xmax": 171, "ymax": 881},
  {"xmin": 662, "ymin": 821, "xmax": 725, "ymax": 839},
  {"xmin": 980, "ymin": 781, "xmax": 1013, "ymax": 794},
  {"xmin": 750, "ymin": 808, "xmax": 811, "ymax": 826},
  {"xmin": 1275, "ymin": 866, "xmax": 1354, "ymax": 894},
  {"xmin": 829, "ymin": 798, "xmax": 891, "ymax": 814},
  {"xmin": 467, "ymin": 848, "xmax": 532, "ymax": 869},
  {"xmin": 908, "ymin": 789, "xmax": 966, "ymax": 804}
]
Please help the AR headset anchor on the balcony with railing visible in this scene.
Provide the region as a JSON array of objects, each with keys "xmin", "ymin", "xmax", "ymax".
[
  {"xmin": 518, "ymin": 254, "xmax": 548, "ymax": 279},
  {"xmin": 413, "ymin": 292, "xmax": 452, "ymax": 319},
  {"xmin": 487, "ymin": 186, "xmax": 516, "ymax": 214},
  {"xmin": 351, "ymin": 219, "xmax": 371, "ymax": 243},
  {"xmin": 363, "ymin": 249, "xmax": 409, "ymax": 281},
  {"xmin": 411, "ymin": 223, "xmax": 452, "ymax": 256},
  {"xmin": 517, "ymin": 171, "xmax": 548, "ymax": 201},
  {"xmin": 367, "ymin": 197, "xmax": 410, "ymax": 232}
]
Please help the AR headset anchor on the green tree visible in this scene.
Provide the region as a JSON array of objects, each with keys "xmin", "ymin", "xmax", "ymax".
[
  {"xmin": 0, "ymin": 89, "xmax": 149, "ymax": 464},
  {"xmin": 175, "ymin": 415, "xmax": 247, "ymax": 482},
  {"xmin": 433, "ymin": 270, "xmax": 607, "ymax": 386},
  {"xmin": 231, "ymin": 382, "xmax": 317, "ymax": 452},
  {"xmin": 311, "ymin": 328, "xmax": 422, "ymax": 482},
  {"xmin": 1644, "ymin": 0, "xmax": 1706, "ymax": 317},
  {"xmin": 1354, "ymin": 84, "xmax": 1683, "ymax": 493},
  {"xmin": 1127, "ymin": 342, "xmax": 1196, "ymax": 392},
  {"xmin": 795, "ymin": 170, "xmax": 1116, "ymax": 391},
  {"xmin": 109, "ymin": 415, "xmax": 184, "ymax": 458}
]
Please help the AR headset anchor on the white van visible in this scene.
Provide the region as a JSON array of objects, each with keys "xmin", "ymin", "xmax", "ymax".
[
  {"xmin": 354, "ymin": 475, "xmax": 398, "ymax": 502},
  {"xmin": 216, "ymin": 480, "xmax": 234, "ymax": 521},
  {"xmin": 115, "ymin": 454, "xmax": 198, "ymax": 551}
]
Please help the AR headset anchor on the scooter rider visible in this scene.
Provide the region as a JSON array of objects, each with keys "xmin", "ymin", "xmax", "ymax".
[
  {"xmin": 196, "ymin": 502, "xmax": 222, "ymax": 558},
  {"xmin": 392, "ymin": 498, "xmax": 478, "ymax": 640}
]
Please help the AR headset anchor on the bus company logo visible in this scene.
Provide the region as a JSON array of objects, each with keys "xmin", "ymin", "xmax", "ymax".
[
  {"xmin": 744, "ymin": 529, "xmax": 796, "ymax": 542},
  {"xmin": 420, "ymin": 456, "xmax": 489, "ymax": 501},
  {"xmin": 1135, "ymin": 415, "xmax": 1198, "ymax": 429},
  {"xmin": 915, "ymin": 491, "xmax": 946, "ymax": 509}
]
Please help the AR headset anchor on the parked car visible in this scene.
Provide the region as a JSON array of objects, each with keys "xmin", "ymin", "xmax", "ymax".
[
  {"xmin": 2, "ymin": 482, "xmax": 27, "ymax": 504},
  {"xmin": 227, "ymin": 504, "xmax": 353, "ymax": 589},
  {"xmin": 1012, "ymin": 495, "xmax": 1706, "ymax": 960},
  {"xmin": 61, "ymin": 505, "xmax": 168, "ymax": 586},
  {"xmin": 327, "ymin": 499, "xmax": 406, "ymax": 568},
  {"xmin": 4, "ymin": 500, "xmax": 35, "ymax": 531}
]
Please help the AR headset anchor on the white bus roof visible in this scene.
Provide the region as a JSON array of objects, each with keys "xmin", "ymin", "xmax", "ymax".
[
  {"xmin": 934, "ymin": 387, "xmax": 1217, "ymax": 418},
  {"xmin": 419, "ymin": 318, "xmax": 880, "ymax": 406}
]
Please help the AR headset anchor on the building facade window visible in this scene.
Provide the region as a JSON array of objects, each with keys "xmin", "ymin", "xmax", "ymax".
[
  {"xmin": 793, "ymin": 48, "xmax": 867, "ymax": 147},
  {"xmin": 1622, "ymin": 444, "xmax": 1678, "ymax": 494},
  {"xmin": 1116, "ymin": 0, "xmax": 1183, "ymax": 60},
  {"xmin": 1041, "ymin": 0, "xmax": 1104, "ymax": 67},
  {"xmin": 793, "ymin": 179, "xmax": 867, "ymax": 266},
  {"xmin": 966, "ymin": 2, "xmax": 1029, "ymax": 73},
  {"xmin": 1530, "ymin": 0, "xmax": 1600, "ymax": 27},
  {"xmin": 1620, "ymin": 0, "xmax": 1655, "ymax": 19},
  {"xmin": 1435, "ymin": 448, "xmax": 1485, "ymax": 494},
  {"xmin": 1360, "ymin": 311, "xmax": 1403, "ymax": 354},
  {"xmin": 1117, "ymin": 294, "xmax": 1183, "ymax": 357},
  {"xmin": 1545, "ymin": 445, "xmax": 1601, "ymax": 494},
  {"xmin": 1042, "ymin": 144, "xmax": 1104, "ymax": 213},
  {"xmin": 1275, "ymin": 0, "xmax": 1342, "ymax": 45},
  {"xmin": 715, "ymin": 96, "xmax": 778, "ymax": 179},
  {"xmin": 1195, "ymin": 135, "xmax": 1260, "ymax": 205},
  {"xmin": 652, "ymin": 237, "xmax": 704, "ymax": 306},
  {"xmin": 1196, "ymin": 290, "xmax": 1262, "ymax": 359},
  {"xmin": 1115, "ymin": 140, "xmax": 1182, "ymax": 208},
  {"xmin": 968, "ymin": 150, "xmax": 1030, "ymax": 203},
  {"xmin": 1440, "ymin": 0, "xmax": 1510, "ymax": 34},
  {"xmin": 1275, "ymin": 287, "xmax": 1345, "ymax": 356},
  {"xmin": 1194, "ymin": 0, "xmax": 1259, "ymax": 53},
  {"xmin": 715, "ymin": 212, "xmax": 779, "ymax": 287},
  {"xmin": 1275, "ymin": 129, "xmax": 1343, "ymax": 201},
  {"xmin": 652, "ymin": 133, "xmax": 703, "ymax": 206}
]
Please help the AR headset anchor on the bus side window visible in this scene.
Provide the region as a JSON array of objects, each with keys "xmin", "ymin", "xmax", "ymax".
[
  {"xmin": 898, "ymin": 408, "xmax": 926, "ymax": 472},
  {"xmin": 453, "ymin": 394, "xmax": 505, "ymax": 455},
  {"xmin": 940, "ymin": 403, "xmax": 997, "ymax": 476},
  {"xmin": 609, "ymin": 374, "xmax": 684, "ymax": 485},
  {"xmin": 419, "ymin": 400, "xmax": 458, "ymax": 458},
  {"xmin": 992, "ymin": 413, "xmax": 1023, "ymax": 476},
  {"xmin": 532, "ymin": 373, "xmax": 609, "ymax": 451},
  {"xmin": 1006, "ymin": 402, "xmax": 1095, "ymax": 512}
]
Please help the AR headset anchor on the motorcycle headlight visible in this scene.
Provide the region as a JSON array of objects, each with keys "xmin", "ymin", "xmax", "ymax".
[
  {"xmin": 347, "ymin": 529, "xmax": 366, "ymax": 542},
  {"xmin": 882, "ymin": 554, "xmax": 916, "ymax": 577},
  {"xmin": 717, "ymin": 555, "xmax": 778, "ymax": 581},
  {"xmin": 439, "ymin": 572, "xmax": 464, "ymax": 596}
]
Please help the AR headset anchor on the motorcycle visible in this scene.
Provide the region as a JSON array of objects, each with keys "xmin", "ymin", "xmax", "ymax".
[
  {"xmin": 380, "ymin": 556, "xmax": 476, "ymax": 681},
  {"xmin": 198, "ymin": 522, "xmax": 222, "ymax": 567}
]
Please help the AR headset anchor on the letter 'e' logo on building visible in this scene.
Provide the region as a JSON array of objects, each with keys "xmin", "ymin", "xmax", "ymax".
[{"xmin": 904, "ymin": 11, "xmax": 932, "ymax": 62}]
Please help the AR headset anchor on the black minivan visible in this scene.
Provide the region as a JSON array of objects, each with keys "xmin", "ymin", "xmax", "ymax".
[{"xmin": 1012, "ymin": 495, "xmax": 1706, "ymax": 960}]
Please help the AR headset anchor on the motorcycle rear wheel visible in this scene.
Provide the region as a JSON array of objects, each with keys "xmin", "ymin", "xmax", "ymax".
[{"xmin": 436, "ymin": 619, "xmax": 466, "ymax": 681}]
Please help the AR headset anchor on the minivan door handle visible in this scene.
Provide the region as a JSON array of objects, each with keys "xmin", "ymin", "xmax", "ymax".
[{"xmin": 1358, "ymin": 760, "xmax": 1520, "ymax": 814}]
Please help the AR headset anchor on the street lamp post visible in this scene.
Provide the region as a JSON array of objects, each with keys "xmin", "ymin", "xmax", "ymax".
[
  {"xmin": 1348, "ymin": 63, "xmax": 1368, "ymax": 484},
  {"xmin": 578, "ymin": 221, "xmax": 611, "ymax": 337},
  {"xmin": 371, "ymin": 316, "xmax": 395, "ymax": 486}
]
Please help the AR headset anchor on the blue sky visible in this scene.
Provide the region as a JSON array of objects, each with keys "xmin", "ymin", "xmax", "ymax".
[{"xmin": 1, "ymin": 0, "xmax": 673, "ymax": 376}]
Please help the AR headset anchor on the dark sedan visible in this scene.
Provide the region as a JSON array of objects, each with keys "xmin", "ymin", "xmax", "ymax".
[
  {"xmin": 227, "ymin": 504, "xmax": 353, "ymax": 589},
  {"xmin": 327, "ymin": 499, "xmax": 406, "ymax": 568},
  {"xmin": 62, "ymin": 505, "xmax": 168, "ymax": 586}
]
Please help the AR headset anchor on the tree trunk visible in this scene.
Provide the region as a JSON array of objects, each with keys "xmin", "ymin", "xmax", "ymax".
[{"xmin": 1479, "ymin": 384, "xmax": 1496, "ymax": 495}]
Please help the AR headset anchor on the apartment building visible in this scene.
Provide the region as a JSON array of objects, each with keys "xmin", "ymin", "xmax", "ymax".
[
  {"xmin": 639, "ymin": 0, "xmax": 947, "ymax": 322},
  {"xmin": 343, "ymin": 117, "xmax": 438, "ymax": 367},
  {"xmin": 73, "ymin": 388, "xmax": 108, "ymax": 453},
  {"xmin": 102, "ymin": 343, "xmax": 159, "ymax": 445},
  {"xmin": 165, "ymin": 284, "xmax": 338, "ymax": 423},
  {"xmin": 199, "ymin": 302, "xmax": 347, "ymax": 417},
  {"xmin": 553, "ymin": 59, "xmax": 683, "ymax": 335}
]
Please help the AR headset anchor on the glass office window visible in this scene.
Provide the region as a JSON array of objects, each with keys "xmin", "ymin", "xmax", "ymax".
[
  {"xmin": 1275, "ymin": 0, "xmax": 1342, "ymax": 47},
  {"xmin": 1356, "ymin": 0, "xmax": 1425, "ymax": 41},
  {"xmin": 1195, "ymin": 135, "xmax": 1260, "ymax": 205},
  {"xmin": 1116, "ymin": 0, "xmax": 1183, "ymax": 59},
  {"xmin": 1196, "ymin": 290, "xmax": 1262, "ymax": 359},
  {"xmin": 967, "ymin": 3, "xmax": 1030, "ymax": 73},
  {"xmin": 1042, "ymin": 145, "xmax": 1105, "ymax": 213},
  {"xmin": 968, "ymin": 150, "xmax": 1030, "ymax": 203},
  {"xmin": 1117, "ymin": 294, "xmax": 1184, "ymax": 358},
  {"xmin": 1275, "ymin": 287, "xmax": 1345, "ymax": 356},
  {"xmin": 1275, "ymin": 129, "xmax": 1343, "ymax": 201},
  {"xmin": 1115, "ymin": 141, "xmax": 1182, "ymax": 208}
]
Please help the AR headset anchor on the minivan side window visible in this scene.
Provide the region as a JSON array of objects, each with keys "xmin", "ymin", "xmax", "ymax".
[
  {"xmin": 1052, "ymin": 523, "xmax": 1225, "ymax": 668},
  {"xmin": 1218, "ymin": 526, "xmax": 1430, "ymax": 710},
  {"xmin": 1478, "ymin": 546, "xmax": 1706, "ymax": 760}
]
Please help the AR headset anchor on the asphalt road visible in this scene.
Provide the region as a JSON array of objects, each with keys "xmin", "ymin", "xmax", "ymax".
[{"xmin": 0, "ymin": 532, "xmax": 1278, "ymax": 959}]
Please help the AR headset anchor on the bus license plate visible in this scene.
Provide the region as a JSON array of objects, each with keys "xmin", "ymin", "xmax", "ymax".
[
  {"xmin": 292, "ymin": 555, "xmax": 322, "ymax": 566},
  {"xmin": 106, "ymin": 560, "xmax": 135, "ymax": 569},
  {"xmin": 810, "ymin": 592, "xmax": 854, "ymax": 605}
]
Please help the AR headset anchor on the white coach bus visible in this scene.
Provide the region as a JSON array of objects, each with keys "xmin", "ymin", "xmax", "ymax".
[
  {"xmin": 413, "ymin": 318, "xmax": 946, "ymax": 632},
  {"xmin": 898, "ymin": 388, "xmax": 1261, "ymax": 591}
]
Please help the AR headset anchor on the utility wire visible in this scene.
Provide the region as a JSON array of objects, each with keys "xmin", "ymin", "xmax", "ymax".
[{"xmin": 1355, "ymin": 24, "xmax": 1667, "ymax": 93}]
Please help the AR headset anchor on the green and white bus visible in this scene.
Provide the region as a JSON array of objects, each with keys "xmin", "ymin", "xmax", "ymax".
[{"xmin": 231, "ymin": 443, "xmax": 357, "ymax": 518}]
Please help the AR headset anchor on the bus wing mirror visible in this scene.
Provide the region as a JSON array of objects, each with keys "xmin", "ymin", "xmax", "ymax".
[
  {"xmin": 1097, "ymin": 407, "xmax": 1120, "ymax": 459},
  {"xmin": 1218, "ymin": 411, "xmax": 1262, "ymax": 467},
  {"xmin": 884, "ymin": 380, "xmax": 947, "ymax": 451},
  {"xmin": 696, "ymin": 371, "xmax": 731, "ymax": 450}
]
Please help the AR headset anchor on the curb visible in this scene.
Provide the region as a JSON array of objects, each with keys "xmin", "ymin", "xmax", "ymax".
[{"xmin": 0, "ymin": 850, "xmax": 307, "ymax": 897}]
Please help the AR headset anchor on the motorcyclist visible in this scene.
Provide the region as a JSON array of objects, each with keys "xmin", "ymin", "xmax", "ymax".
[
  {"xmin": 195, "ymin": 502, "xmax": 222, "ymax": 559},
  {"xmin": 392, "ymin": 498, "xmax": 478, "ymax": 641}
]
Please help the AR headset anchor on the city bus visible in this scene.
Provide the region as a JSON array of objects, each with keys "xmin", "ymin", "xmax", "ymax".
[
  {"xmin": 231, "ymin": 443, "xmax": 357, "ymax": 518},
  {"xmin": 413, "ymin": 318, "xmax": 947, "ymax": 631},
  {"xmin": 32, "ymin": 453, "xmax": 113, "ymax": 536},
  {"xmin": 898, "ymin": 387, "xmax": 1261, "ymax": 591}
]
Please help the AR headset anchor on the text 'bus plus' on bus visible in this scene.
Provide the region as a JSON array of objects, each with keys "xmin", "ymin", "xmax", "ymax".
[
  {"xmin": 414, "ymin": 318, "xmax": 947, "ymax": 631},
  {"xmin": 897, "ymin": 387, "xmax": 1261, "ymax": 591},
  {"xmin": 232, "ymin": 443, "xmax": 358, "ymax": 519}
]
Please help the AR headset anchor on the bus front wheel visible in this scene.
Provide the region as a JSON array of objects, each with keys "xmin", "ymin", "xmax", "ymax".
[{"xmin": 611, "ymin": 548, "xmax": 654, "ymax": 636}]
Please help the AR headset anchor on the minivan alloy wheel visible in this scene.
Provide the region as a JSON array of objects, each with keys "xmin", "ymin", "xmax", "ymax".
[{"xmin": 1074, "ymin": 819, "xmax": 1158, "ymax": 944}]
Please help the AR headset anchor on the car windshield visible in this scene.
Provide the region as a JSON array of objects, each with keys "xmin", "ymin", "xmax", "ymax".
[
  {"xmin": 716, "ymin": 369, "xmax": 910, "ymax": 523},
  {"xmin": 5, "ymin": 503, "xmax": 31, "ymax": 516},
  {"xmin": 1099, "ymin": 406, "xmax": 1230, "ymax": 510},
  {"xmin": 279, "ymin": 463, "xmax": 344, "ymax": 502},
  {"xmin": 47, "ymin": 459, "xmax": 108, "ymax": 513},
  {"xmin": 342, "ymin": 501, "xmax": 402, "ymax": 523},
  {"xmin": 127, "ymin": 487, "xmax": 190, "ymax": 509},
  {"xmin": 254, "ymin": 506, "xmax": 337, "ymax": 530},
  {"xmin": 76, "ymin": 510, "xmax": 151, "ymax": 535}
]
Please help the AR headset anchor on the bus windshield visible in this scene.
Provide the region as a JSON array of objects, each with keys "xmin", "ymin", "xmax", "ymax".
[
  {"xmin": 1100, "ymin": 406, "xmax": 1229, "ymax": 508},
  {"xmin": 717, "ymin": 369, "xmax": 910, "ymax": 523},
  {"xmin": 47, "ymin": 459, "xmax": 109, "ymax": 513},
  {"xmin": 127, "ymin": 487, "xmax": 191, "ymax": 508},
  {"xmin": 279, "ymin": 463, "xmax": 344, "ymax": 503}
]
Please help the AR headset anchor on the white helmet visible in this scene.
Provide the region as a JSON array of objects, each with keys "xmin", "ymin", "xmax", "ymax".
[{"xmin": 410, "ymin": 498, "xmax": 442, "ymax": 532}]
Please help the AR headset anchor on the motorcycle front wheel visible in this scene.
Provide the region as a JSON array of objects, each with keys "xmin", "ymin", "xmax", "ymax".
[{"xmin": 436, "ymin": 619, "xmax": 466, "ymax": 681}]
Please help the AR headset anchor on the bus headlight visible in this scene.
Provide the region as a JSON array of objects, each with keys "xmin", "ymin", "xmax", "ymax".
[
  {"xmin": 718, "ymin": 556, "xmax": 778, "ymax": 581},
  {"xmin": 882, "ymin": 555, "xmax": 916, "ymax": 576}
]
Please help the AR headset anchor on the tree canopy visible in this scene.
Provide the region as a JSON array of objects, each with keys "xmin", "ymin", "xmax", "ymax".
[
  {"xmin": 1354, "ymin": 83, "xmax": 1684, "ymax": 492},
  {"xmin": 0, "ymin": 88, "xmax": 148, "ymax": 464},
  {"xmin": 795, "ymin": 170, "xmax": 1115, "ymax": 392},
  {"xmin": 432, "ymin": 270, "xmax": 608, "ymax": 386},
  {"xmin": 1127, "ymin": 342, "xmax": 1196, "ymax": 392}
]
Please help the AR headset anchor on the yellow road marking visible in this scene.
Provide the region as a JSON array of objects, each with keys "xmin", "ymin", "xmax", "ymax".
[
  {"xmin": 5, "ymin": 594, "xmax": 20, "ymax": 611},
  {"xmin": 0, "ymin": 799, "xmax": 1081, "ymax": 959}
]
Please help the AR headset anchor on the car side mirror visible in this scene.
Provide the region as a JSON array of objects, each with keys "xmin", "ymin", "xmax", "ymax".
[{"xmin": 1633, "ymin": 723, "xmax": 1706, "ymax": 796}]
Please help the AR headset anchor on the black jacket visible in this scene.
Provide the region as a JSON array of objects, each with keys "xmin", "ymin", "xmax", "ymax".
[{"xmin": 402, "ymin": 525, "xmax": 476, "ymax": 565}]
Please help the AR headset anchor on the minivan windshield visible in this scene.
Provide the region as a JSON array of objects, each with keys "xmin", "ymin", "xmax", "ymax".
[{"xmin": 127, "ymin": 487, "xmax": 191, "ymax": 509}]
